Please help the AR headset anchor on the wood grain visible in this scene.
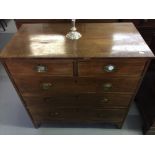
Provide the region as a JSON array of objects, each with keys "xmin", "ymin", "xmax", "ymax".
[
  {"xmin": 13, "ymin": 76, "xmax": 140, "ymax": 95},
  {"xmin": 78, "ymin": 59, "xmax": 146, "ymax": 77},
  {"xmin": 6, "ymin": 59, "xmax": 74, "ymax": 76},
  {"xmin": 23, "ymin": 93, "xmax": 132, "ymax": 108},
  {"xmin": 0, "ymin": 23, "xmax": 154, "ymax": 58},
  {"xmin": 29, "ymin": 107, "xmax": 127, "ymax": 124}
]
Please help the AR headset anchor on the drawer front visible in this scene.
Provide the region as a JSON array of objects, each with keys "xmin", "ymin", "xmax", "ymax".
[
  {"xmin": 78, "ymin": 59, "xmax": 146, "ymax": 77},
  {"xmin": 151, "ymin": 122, "xmax": 155, "ymax": 128},
  {"xmin": 14, "ymin": 76, "xmax": 139, "ymax": 95},
  {"xmin": 14, "ymin": 76, "xmax": 76, "ymax": 95},
  {"xmin": 24, "ymin": 93, "xmax": 131, "ymax": 108},
  {"xmin": 77, "ymin": 93, "xmax": 132, "ymax": 108},
  {"xmin": 29, "ymin": 107, "xmax": 127, "ymax": 123},
  {"xmin": 6, "ymin": 59, "xmax": 73, "ymax": 76},
  {"xmin": 23, "ymin": 95, "xmax": 78, "ymax": 107},
  {"xmin": 76, "ymin": 77, "xmax": 139, "ymax": 93}
]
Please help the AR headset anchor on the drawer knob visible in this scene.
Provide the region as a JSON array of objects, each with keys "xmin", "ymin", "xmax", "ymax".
[
  {"xmin": 101, "ymin": 98, "xmax": 109, "ymax": 103},
  {"xmin": 104, "ymin": 65, "xmax": 115, "ymax": 72},
  {"xmin": 42, "ymin": 83, "xmax": 52, "ymax": 90},
  {"xmin": 54, "ymin": 112, "xmax": 59, "ymax": 116},
  {"xmin": 97, "ymin": 113, "xmax": 104, "ymax": 117},
  {"xmin": 103, "ymin": 83, "xmax": 112, "ymax": 91},
  {"xmin": 35, "ymin": 65, "xmax": 48, "ymax": 72},
  {"xmin": 44, "ymin": 97, "xmax": 52, "ymax": 102},
  {"xmin": 50, "ymin": 112, "xmax": 59, "ymax": 116}
]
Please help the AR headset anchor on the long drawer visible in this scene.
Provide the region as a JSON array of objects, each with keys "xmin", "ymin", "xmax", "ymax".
[
  {"xmin": 78, "ymin": 59, "xmax": 146, "ymax": 77},
  {"xmin": 23, "ymin": 93, "xmax": 132, "ymax": 108},
  {"xmin": 29, "ymin": 107, "xmax": 127, "ymax": 123},
  {"xmin": 13, "ymin": 76, "xmax": 139, "ymax": 95},
  {"xmin": 6, "ymin": 59, "xmax": 74, "ymax": 76}
]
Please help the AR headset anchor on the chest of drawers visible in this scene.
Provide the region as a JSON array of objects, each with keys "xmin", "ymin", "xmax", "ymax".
[{"xmin": 0, "ymin": 23, "xmax": 154, "ymax": 128}]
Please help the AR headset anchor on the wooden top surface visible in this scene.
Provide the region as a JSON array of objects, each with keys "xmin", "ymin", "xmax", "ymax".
[{"xmin": 0, "ymin": 23, "xmax": 154, "ymax": 58}]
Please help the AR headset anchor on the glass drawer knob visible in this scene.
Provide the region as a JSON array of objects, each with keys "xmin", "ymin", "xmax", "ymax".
[{"xmin": 104, "ymin": 65, "xmax": 115, "ymax": 72}]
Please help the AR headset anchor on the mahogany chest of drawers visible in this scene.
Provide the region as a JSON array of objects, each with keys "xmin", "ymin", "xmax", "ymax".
[{"xmin": 0, "ymin": 23, "xmax": 154, "ymax": 128}]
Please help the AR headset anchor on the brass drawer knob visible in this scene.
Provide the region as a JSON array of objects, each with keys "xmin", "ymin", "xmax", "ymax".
[
  {"xmin": 35, "ymin": 65, "xmax": 48, "ymax": 72},
  {"xmin": 103, "ymin": 83, "xmax": 112, "ymax": 91},
  {"xmin": 101, "ymin": 98, "xmax": 109, "ymax": 103},
  {"xmin": 42, "ymin": 83, "xmax": 52, "ymax": 90},
  {"xmin": 104, "ymin": 65, "xmax": 116, "ymax": 72}
]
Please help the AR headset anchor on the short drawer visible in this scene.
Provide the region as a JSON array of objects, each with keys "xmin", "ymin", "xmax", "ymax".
[
  {"xmin": 78, "ymin": 59, "xmax": 146, "ymax": 77},
  {"xmin": 6, "ymin": 59, "xmax": 73, "ymax": 76},
  {"xmin": 77, "ymin": 93, "xmax": 132, "ymax": 108},
  {"xmin": 30, "ymin": 107, "xmax": 127, "ymax": 123},
  {"xmin": 14, "ymin": 76, "xmax": 76, "ymax": 95},
  {"xmin": 76, "ymin": 77, "xmax": 139, "ymax": 93},
  {"xmin": 23, "ymin": 95, "xmax": 77, "ymax": 107},
  {"xmin": 14, "ymin": 76, "xmax": 139, "ymax": 95}
]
